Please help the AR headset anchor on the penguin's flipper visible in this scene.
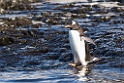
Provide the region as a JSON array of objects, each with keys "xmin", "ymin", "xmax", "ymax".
[{"xmin": 81, "ymin": 36, "xmax": 96, "ymax": 46}]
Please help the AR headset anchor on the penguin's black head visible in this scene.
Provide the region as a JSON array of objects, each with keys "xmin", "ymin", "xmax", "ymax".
[{"xmin": 65, "ymin": 21, "xmax": 80, "ymax": 30}]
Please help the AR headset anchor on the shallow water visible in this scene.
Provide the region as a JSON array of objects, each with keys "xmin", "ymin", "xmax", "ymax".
[
  {"xmin": 1, "ymin": 67, "xmax": 124, "ymax": 83},
  {"xmin": 0, "ymin": 0, "xmax": 124, "ymax": 83}
]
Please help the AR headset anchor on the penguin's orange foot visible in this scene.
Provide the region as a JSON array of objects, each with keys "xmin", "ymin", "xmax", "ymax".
[
  {"xmin": 68, "ymin": 63, "xmax": 77, "ymax": 67},
  {"xmin": 69, "ymin": 63, "xmax": 83, "ymax": 68}
]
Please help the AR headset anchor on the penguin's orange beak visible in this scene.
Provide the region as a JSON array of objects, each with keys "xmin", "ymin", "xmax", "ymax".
[{"xmin": 65, "ymin": 25, "xmax": 71, "ymax": 28}]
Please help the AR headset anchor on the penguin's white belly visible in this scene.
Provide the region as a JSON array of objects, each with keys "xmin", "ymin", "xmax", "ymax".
[{"xmin": 69, "ymin": 30, "xmax": 87, "ymax": 65}]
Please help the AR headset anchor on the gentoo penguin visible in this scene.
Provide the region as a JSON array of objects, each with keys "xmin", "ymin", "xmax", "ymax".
[{"xmin": 65, "ymin": 21, "xmax": 96, "ymax": 66}]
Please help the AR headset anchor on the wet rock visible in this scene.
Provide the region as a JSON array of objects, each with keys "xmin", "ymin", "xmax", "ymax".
[
  {"xmin": 72, "ymin": 13, "xmax": 86, "ymax": 19},
  {"xmin": 110, "ymin": 20, "xmax": 124, "ymax": 24},
  {"xmin": 0, "ymin": 34, "xmax": 14, "ymax": 46},
  {"xmin": 92, "ymin": 4, "xmax": 101, "ymax": 8},
  {"xmin": 117, "ymin": 20, "xmax": 124, "ymax": 24},
  {"xmin": 41, "ymin": 12, "xmax": 68, "ymax": 25},
  {"xmin": 0, "ymin": 8, "xmax": 6, "ymax": 15},
  {"xmin": 20, "ymin": 30, "xmax": 29, "ymax": 36},
  {"xmin": 117, "ymin": 2, "xmax": 124, "ymax": 6},
  {"xmin": 101, "ymin": 16, "xmax": 111, "ymax": 22},
  {"xmin": 81, "ymin": 4, "xmax": 91, "ymax": 8},
  {"xmin": 33, "ymin": 16, "xmax": 43, "ymax": 21},
  {"xmin": 1, "ymin": 17, "xmax": 32, "ymax": 28},
  {"xmin": 70, "ymin": 8, "xmax": 87, "ymax": 13},
  {"xmin": 41, "ymin": 11, "xmax": 51, "ymax": 17},
  {"xmin": 18, "ymin": 39, "xmax": 27, "ymax": 45},
  {"xmin": 91, "ymin": 18, "xmax": 102, "ymax": 22},
  {"xmin": 37, "ymin": 47, "xmax": 49, "ymax": 53},
  {"xmin": 0, "ymin": 0, "xmax": 39, "ymax": 11},
  {"xmin": 120, "ymin": 13, "xmax": 124, "ymax": 18},
  {"xmin": 51, "ymin": 12, "xmax": 64, "ymax": 17},
  {"xmin": 121, "ymin": 36, "xmax": 124, "ymax": 41},
  {"xmin": 45, "ymin": 17, "xmax": 60, "ymax": 25},
  {"xmin": 20, "ymin": 29, "xmax": 41, "ymax": 37},
  {"xmin": 111, "ymin": 7, "xmax": 124, "ymax": 12},
  {"xmin": 27, "ymin": 29, "xmax": 38, "ymax": 37},
  {"xmin": 32, "ymin": 23, "xmax": 42, "ymax": 28},
  {"xmin": 58, "ymin": 3, "xmax": 75, "ymax": 8}
]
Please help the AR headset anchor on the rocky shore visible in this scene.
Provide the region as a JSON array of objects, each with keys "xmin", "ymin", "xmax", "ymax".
[{"xmin": 0, "ymin": 0, "xmax": 124, "ymax": 82}]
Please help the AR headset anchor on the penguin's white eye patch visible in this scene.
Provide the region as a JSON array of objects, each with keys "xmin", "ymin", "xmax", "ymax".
[{"xmin": 72, "ymin": 21, "xmax": 76, "ymax": 25}]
